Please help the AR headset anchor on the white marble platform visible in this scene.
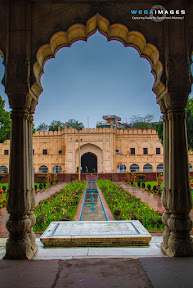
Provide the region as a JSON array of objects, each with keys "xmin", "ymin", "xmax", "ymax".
[{"xmin": 40, "ymin": 220, "xmax": 151, "ymax": 247}]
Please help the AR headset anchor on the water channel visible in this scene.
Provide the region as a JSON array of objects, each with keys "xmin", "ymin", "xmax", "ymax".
[{"xmin": 79, "ymin": 181, "xmax": 108, "ymax": 221}]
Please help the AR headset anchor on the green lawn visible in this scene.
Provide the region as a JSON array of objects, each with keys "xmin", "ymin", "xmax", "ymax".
[{"xmin": 0, "ymin": 183, "xmax": 8, "ymax": 190}]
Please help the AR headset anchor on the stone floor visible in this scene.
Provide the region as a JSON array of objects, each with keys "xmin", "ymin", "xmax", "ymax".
[{"xmin": 0, "ymin": 237, "xmax": 193, "ymax": 288}]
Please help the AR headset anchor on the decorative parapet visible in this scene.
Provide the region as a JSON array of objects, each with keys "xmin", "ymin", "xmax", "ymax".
[{"xmin": 33, "ymin": 127, "xmax": 158, "ymax": 136}]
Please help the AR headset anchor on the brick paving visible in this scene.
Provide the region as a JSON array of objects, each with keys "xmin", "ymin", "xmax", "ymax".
[
  {"xmin": 116, "ymin": 182, "xmax": 193, "ymax": 234},
  {"xmin": 0, "ymin": 182, "xmax": 67, "ymax": 237},
  {"xmin": 116, "ymin": 182, "xmax": 165, "ymax": 214}
]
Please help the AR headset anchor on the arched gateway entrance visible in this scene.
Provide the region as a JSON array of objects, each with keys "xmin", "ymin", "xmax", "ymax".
[
  {"xmin": 1, "ymin": 1, "xmax": 193, "ymax": 259},
  {"xmin": 81, "ymin": 153, "xmax": 97, "ymax": 173}
]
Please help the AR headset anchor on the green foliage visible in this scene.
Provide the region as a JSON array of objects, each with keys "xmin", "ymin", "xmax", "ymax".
[
  {"xmin": 97, "ymin": 179, "xmax": 164, "ymax": 231},
  {"xmin": 38, "ymin": 175, "xmax": 47, "ymax": 183},
  {"xmin": 0, "ymin": 95, "xmax": 11, "ymax": 143},
  {"xmin": 156, "ymin": 98, "xmax": 193, "ymax": 150},
  {"xmin": 49, "ymin": 120, "xmax": 65, "ymax": 131},
  {"xmin": 36, "ymin": 123, "xmax": 49, "ymax": 132},
  {"xmin": 34, "ymin": 180, "xmax": 86, "ymax": 231},
  {"xmin": 36, "ymin": 119, "xmax": 84, "ymax": 131},
  {"xmin": 128, "ymin": 114, "xmax": 156, "ymax": 130},
  {"xmin": 186, "ymin": 99, "xmax": 193, "ymax": 150},
  {"xmin": 137, "ymin": 174, "xmax": 146, "ymax": 182},
  {"xmin": 0, "ymin": 175, "xmax": 5, "ymax": 183},
  {"xmin": 147, "ymin": 184, "xmax": 151, "ymax": 190},
  {"xmin": 65, "ymin": 119, "xmax": 84, "ymax": 129},
  {"xmin": 155, "ymin": 118, "xmax": 163, "ymax": 144}
]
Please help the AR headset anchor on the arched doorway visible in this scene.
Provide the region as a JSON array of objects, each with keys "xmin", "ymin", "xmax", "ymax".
[{"xmin": 81, "ymin": 152, "xmax": 97, "ymax": 173}]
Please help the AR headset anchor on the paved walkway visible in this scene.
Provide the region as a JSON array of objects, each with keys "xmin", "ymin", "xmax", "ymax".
[
  {"xmin": 0, "ymin": 182, "xmax": 67, "ymax": 237},
  {"xmin": 116, "ymin": 182, "xmax": 193, "ymax": 223},
  {"xmin": 116, "ymin": 182, "xmax": 165, "ymax": 214}
]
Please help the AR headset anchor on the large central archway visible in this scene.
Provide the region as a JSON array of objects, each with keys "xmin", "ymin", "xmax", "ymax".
[{"xmin": 81, "ymin": 152, "xmax": 97, "ymax": 173}]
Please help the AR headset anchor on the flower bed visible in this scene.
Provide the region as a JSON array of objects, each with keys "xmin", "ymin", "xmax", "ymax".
[
  {"xmin": 97, "ymin": 179, "xmax": 164, "ymax": 231},
  {"xmin": 33, "ymin": 180, "xmax": 86, "ymax": 232}
]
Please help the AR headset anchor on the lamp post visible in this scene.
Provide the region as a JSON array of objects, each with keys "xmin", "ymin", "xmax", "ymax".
[{"xmin": 76, "ymin": 127, "xmax": 82, "ymax": 181}]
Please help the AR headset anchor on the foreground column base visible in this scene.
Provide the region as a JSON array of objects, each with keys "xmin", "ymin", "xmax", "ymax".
[
  {"xmin": 162, "ymin": 234, "xmax": 193, "ymax": 257},
  {"xmin": 3, "ymin": 236, "xmax": 38, "ymax": 259}
]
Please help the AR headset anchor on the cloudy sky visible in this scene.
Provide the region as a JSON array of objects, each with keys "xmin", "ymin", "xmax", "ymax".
[{"xmin": 0, "ymin": 31, "xmax": 167, "ymax": 128}]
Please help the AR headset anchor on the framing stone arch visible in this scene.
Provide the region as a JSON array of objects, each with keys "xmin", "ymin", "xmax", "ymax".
[
  {"xmin": 81, "ymin": 152, "xmax": 97, "ymax": 173},
  {"xmin": 75, "ymin": 143, "xmax": 102, "ymax": 173},
  {"xmin": 32, "ymin": 14, "xmax": 166, "ymax": 102},
  {"xmin": 2, "ymin": 2, "xmax": 193, "ymax": 259}
]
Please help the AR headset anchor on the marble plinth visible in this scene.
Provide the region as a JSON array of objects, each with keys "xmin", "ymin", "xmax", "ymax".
[{"xmin": 40, "ymin": 221, "xmax": 151, "ymax": 247}]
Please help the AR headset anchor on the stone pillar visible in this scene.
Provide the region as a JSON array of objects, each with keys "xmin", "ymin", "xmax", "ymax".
[
  {"xmin": 28, "ymin": 113, "xmax": 38, "ymax": 253},
  {"xmin": 164, "ymin": 109, "xmax": 193, "ymax": 256},
  {"xmin": 4, "ymin": 108, "xmax": 38, "ymax": 259},
  {"xmin": 161, "ymin": 108, "xmax": 171, "ymax": 253}
]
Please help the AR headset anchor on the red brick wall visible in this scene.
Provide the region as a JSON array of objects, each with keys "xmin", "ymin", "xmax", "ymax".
[
  {"xmin": 34, "ymin": 172, "xmax": 162, "ymax": 183},
  {"xmin": 0, "ymin": 174, "xmax": 8, "ymax": 183},
  {"xmin": 5, "ymin": 171, "xmax": 193, "ymax": 184}
]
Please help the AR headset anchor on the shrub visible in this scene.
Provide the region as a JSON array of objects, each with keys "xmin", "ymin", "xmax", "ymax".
[
  {"xmin": 43, "ymin": 183, "xmax": 46, "ymax": 189},
  {"xmin": 39, "ymin": 183, "xmax": 43, "ymax": 190},
  {"xmin": 38, "ymin": 175, "xmax": 47, "ymax": 183},
  {"xmin": 137, "ymin": 174, "xmax": 146, "ymax": 182},
  {"xmin": 137, "ymin": 181, "xmax": 141, "ymax": 188},
  {"xmin": 2, "ymin": 186, "xmax": 6, "ymax": 192},
  {"xmin": 147, "ymin": 184, "xmax": 151, "ymax": 190},
  {"xmin": 0, "ymin": 175, "xmax": 5, "ymax": 183},
  {"xmin": 142, "ymin": 182, "xmax": 145, "ymax": 188},
  {"xmin": 113, "ymin": 209, "xmax": 122, "ymax": 220},
  {"xmin": 50, "ymin": 180, "xmax": 53, "ymax": 185},
  {"xmin": 130, "ymin": 180, "xmax": 133, "ymax": 185},
  {"xmin": 153, "ymin": 185, "xmax": 157, "ymax": 191},
  {"xmin": 34, "ymin": 185, "xmax": 38, "ymax": 191}
]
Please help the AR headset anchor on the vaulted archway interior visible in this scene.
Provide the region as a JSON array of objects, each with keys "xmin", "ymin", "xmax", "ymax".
[
  {"xmin": 81, "ymin": 152, "xmax": 97, "ymax": 173},
  {"xmin": 75, "ymin": 144, "xmax": 103, "ymax": 173}
]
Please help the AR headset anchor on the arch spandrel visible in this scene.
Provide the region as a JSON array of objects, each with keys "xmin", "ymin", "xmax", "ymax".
[{"xmin": 32, "ymin": 14, "xmax": 166, "ymax": 104}]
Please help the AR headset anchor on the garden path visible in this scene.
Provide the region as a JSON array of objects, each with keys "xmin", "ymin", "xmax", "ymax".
[
  {"xmin": 116, "ymin": 182, "xmax": 165, "ymax": 214},
  {"xmin": 116, "ymin": 182, "xmax": 193, "ymax": 222},
  {"xmin": 0, "ymin": 182, "xmax": 67, "ymax": 237}
]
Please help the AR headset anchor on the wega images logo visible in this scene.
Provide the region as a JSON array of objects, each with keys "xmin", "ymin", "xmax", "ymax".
[{"xmin": 131, "ymin": 5, "xmax": 186, "ymax": 22}]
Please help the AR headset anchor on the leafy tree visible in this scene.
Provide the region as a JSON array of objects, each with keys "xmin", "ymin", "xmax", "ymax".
[
  {"xmin": 49, "ymin": 120, "xmax": 65, "ymax": 131},
  {"xmin": 155, "ymin": 118, "xmax": 163, "ymax": 144},
  {"xmin": 128, "ymin": 114, "xmax": 155, "ymax": 130},
  {"xmin": 186, "ymin": 98, "xmax": 193, "ymax": 150},
  {"xmin": 156, "ymin": 98, "xmax": 193, "ymax": 150},
  {"xmin": 36, "ymin": 123, "xmax": 49, "ymax": 132},
  {"xmin": 32, "ymin": 123, "xmax": 36, "ymax": 134},
  {"xmin": 65, "ymin": 119, "xmax": 84, "ymax": 130},
  {"xmin": 0, "ymin": 96, "xmax": 11, "ymax": 143}
]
